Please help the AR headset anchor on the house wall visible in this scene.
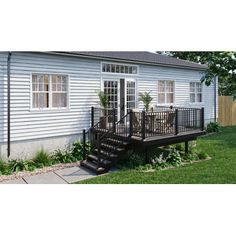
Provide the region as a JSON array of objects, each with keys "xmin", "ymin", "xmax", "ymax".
[{"xmin": 0, "ymin": 52, "xmax": 217, "ymax": 159}]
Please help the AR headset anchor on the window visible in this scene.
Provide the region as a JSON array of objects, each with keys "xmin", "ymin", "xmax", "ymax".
[
  {"xmin": 157, "ymin": 80, "xmax": 174, "ymax": 104},
  {"xmin": 190, "ymin": 82, "xmax": 202, "ymax": 103},
  {"xmin": 32, "ymin": 74, "xmax": 68, "ymax": 109},
  {"xmin": 102, "ymin": 63, "xmax": 138, "ymax": 74}
]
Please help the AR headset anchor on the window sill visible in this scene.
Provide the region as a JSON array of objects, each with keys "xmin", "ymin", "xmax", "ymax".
[{"xmin": 29, "ymin": 108, "xmax": 70, "ymax": 113}]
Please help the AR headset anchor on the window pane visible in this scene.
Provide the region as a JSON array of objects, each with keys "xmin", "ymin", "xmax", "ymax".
[
  {"xmin": 102, "ymin": 64, "xmax": 106, "ymax": 72},
  {"xmin": 52, "ymin": 93, "xmax": 67, "ymax": 108},
  {"xmin": 158, "ymin": 81, "xmax": 165, "ymax": 92},
  {"xmin": 167, "ymin": 93, "xmax": 174, "ymax": 103},
  {"xmin": 115, "ymin": 65, "xmax": 120, "ymax": 73},
  {"xmin": 111, "ymin": 64, "xmax": 115, "ymax": 73},
  {"xmin": 196, "ymin": 82, "xmax": 202, "ymax": 92},
  {"xmin": 158, "ymin": 93, "xmax": 165, "ymax": 104},
  {"xmin": 190, "ymin": 93, "xmax": 195, "ymax": 103},
  {"xmin": 106, "ymin": 64, "xmax": 111, "ymax": 72},
  {"xmin": 197, "ymin": 93, "xmax": 202, "ymax": 102},
  {"xmin": 129, "ymin": 66, "xmax": 132, "ymax": 74},
  {"xmin": 166, "ymin": 81, "xmax": 174, "ymax": 92},
  {"xmin": 132, "ymin": 66, "xmax": 137, "ymax": 74},
  {"xmin": 121, "ymin": 66, "xmax": 125, "ymax": 73},
  {"xmin": 190, "ymin": 82, "xmax": 195, "ymax": 92},
  {"xmin": 125, "ymin": 66, "xmax": 129, "ymax": 73},
  {"xmin": 33, "ymin": 93, "xmax": 49, "ymax": 108}
]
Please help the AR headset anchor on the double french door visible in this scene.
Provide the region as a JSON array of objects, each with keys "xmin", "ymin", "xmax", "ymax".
[{"xmin": 102, "ymin": 78, "xmax": 136, "ymax": 121}]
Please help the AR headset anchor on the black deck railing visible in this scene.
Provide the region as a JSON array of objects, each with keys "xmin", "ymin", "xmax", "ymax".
[{"xmin": 90, "ymin": 106, "xmax": 205, "ymax": 140}]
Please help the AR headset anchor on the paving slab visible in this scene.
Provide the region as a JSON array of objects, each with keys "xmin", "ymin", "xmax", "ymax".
[
  {"xmin": 1, "ymin": 178, "xmax": 27, "ymax": 184},
  {"xmin": 23, "ymin": 172, "xmax": 67, "ymax": 184},
  {"xmin": 55, "ymin": 166, "xmax": 96, "ymax": 183}
]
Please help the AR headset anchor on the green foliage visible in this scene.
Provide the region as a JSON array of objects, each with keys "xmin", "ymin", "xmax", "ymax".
[
  {"xmin": 118, "ymin": 150, "xmax": 146, "ymax": 169},
  {"xmin": 206, "ymin": 122, "xmax": 220, "ymax": 133},
  {"xmin": 7, "ymin": 159, "xmax": 35, "ymax": 173},
  {"xmin": 197, "ymin": 151, "xmax": 209, "ymax": 160},
  {"xmin": 52, "ymin": 149, "xmax": 76, "ymax": 164},
  {"xmin": 33, "ymin": 149, "xmax": 52, "ymax": 167},
  {"xmin": 139, "ymin": 91, "xmax": 153, "ymax": 111},
  {"xmin": 97, "ymin": 91, "xmax": 109, "ymax": 109},
  {"xmin": 0, "ymin": 159, "xmax": 7, "ymax": 175},
  {"xmin": 71, "ymin": 141, "xmax": 90, "ymax": 160}
]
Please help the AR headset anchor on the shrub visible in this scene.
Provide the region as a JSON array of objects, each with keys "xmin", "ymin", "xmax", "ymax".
[
  {"xmin": 118, "ymin": 150, "xmax": 146, "ymax": 169},
  {"xmin": 71, "ymin": 141, "xmax": 90, "ymax": 161},
  {"xmin": 33, "ymin": 149, "xmax": 52, "ymax": 167},
  {"xmin": 7, "ymin": 159, "xmax": 35, "ymax": 173},
  {"xmin": 0, "ymin": 159, "xmax": 7, "ymax": 175},
  {"xmin": 52, "ymin": 149, "xmax": 77, "ymax": 164},
  {"xmin": 197, "ymin": 151, "xmax": 209, "ymax": 160},
  {"xmin": 166, "ymin": 149, "xmax": 182, "ymax": 166},
  {"xmin": 206, "ymin": 122, "xmax": 220, "ymax": 133},
  {"xmin": 175, "ymin": 144, "xmax": 184, "ymax": 152},
  {"xmin": 151, "ymin": 153, "xmax": 168, "ymax": 169}
]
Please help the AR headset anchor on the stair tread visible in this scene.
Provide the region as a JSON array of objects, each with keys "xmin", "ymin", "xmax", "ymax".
[
  {"xmin": 81, "ymin": 160, "xmax": 107, "ymax": 174},
  {"xmin": 93, "ymin": 149, "xmax": 118, "ymax": 158},
  {"xmin": 100, "ymin": 143, "xmax": 125, "ymax": 152},
  {"xmin": 87, "ymin": 154, "xmax": 112, "ymax": 164},
  {"xmin": 106, "ymin": 138, "xmax": 129, "ymax": 146}
]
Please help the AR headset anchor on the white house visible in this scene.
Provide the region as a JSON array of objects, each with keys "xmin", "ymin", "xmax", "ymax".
[{"xmin": 0, "ymin": 51, "xmax": 217, "ymax": 159}]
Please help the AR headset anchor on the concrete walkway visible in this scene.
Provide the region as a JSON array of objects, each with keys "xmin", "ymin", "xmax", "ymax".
[{"xmin": 1, "ymin": 166, "xmax": 97, "ymax": 184}]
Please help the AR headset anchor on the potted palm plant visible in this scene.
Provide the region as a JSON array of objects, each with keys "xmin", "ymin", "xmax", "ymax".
[
  {"xmin": 97, "ymin": 91, "xmax": 109, "ymax": 128},
  {"xmin": 139, "ymin": 91, "xmax": 153, "ymax": 111}
]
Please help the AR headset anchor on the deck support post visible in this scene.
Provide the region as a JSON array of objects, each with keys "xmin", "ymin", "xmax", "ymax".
[
  {"xmin": 141, "ymin": 110, "xmax": 146, "ymax": 140},
  {"xmin": 129, "ymin": 110, "xmax": 133, "ymax": 137},
  {"xmin": 201, "ymin": 107, "xmax": 205, "ymax": 131},
  {"xmin": 91, "ymin": 106, "xmax": 94, "ymax": 128},
  {"xmin": 82, "ymin": 129, "xmax": 86, "ymax": 160},
  {"xmin": 175, "ymin": 109, "xmax": 179, "ymax": 135},
  {"xmin": 185, "ymin": 141, "xmax": 189, "ymax": 154}
]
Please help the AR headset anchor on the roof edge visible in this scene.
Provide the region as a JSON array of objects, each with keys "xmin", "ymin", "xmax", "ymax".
[{"xmin": 43, "ymin": 51, "xmax": 208, "ymax": 71}]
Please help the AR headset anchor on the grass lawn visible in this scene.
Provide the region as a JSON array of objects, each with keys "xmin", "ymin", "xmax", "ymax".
[{"xmin": 78, "ymin": 126, "xmax": 236, "ymax": 184}]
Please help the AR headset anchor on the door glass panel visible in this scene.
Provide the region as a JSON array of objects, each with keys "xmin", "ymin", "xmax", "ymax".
[
  {"xmin": 103, "ymin": 80, "xmax": 118, "ymax": 122},
  {"xmin": 126, "ymin": 80, "xmax": 136, "ymax": 114}
]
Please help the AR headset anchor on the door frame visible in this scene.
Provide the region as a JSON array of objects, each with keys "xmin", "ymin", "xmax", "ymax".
[
  {"xmin": 101, "ymin": 78, "xmax": 121, "ymax": 120},
  {"xmin": 101, "ymin": 77, "xmax": 137, "ymax": 120}
]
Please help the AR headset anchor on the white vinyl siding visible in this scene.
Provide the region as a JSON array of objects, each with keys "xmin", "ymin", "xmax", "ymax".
[{"xmin": 0, "ymin": 52, "xmax": 217, "ymax": 144}]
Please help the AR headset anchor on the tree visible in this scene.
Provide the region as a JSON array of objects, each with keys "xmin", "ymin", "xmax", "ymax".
[{"xmin": 158, "ymin": 52, "xmax": 236, "ymax": 99}]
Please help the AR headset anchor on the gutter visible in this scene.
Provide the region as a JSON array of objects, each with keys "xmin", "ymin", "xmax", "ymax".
[{"xmin": 7, "ymin": 52, "xmax": 11, "ymax": 157}]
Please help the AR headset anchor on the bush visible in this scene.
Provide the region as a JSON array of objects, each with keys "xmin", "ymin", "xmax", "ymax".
[
  {"xmin": 52, "ymin": 149, "xmax": 77, "ymax": 164},
  {"xmin": 206, "ymin": 122, "xmax": 220, "ymax": 133},
  {"xmin": 118, "ymin": 150, "xmax": 146, "ymax": 169},
  {"xmin": 7, "ymin": 159, "xmax": 36, "ymax": 173},
  {"xmin": 197, "ymin": 151, "xmax": 209, "ymax": 160},
  {"xmin": 33, "ymin": 149, "xmax": 52, "ymax": 167},
  {"xmin": 166, "ymin": 149, "xmax": 182, "ymax": 166},
  {"xmin": 71, "ymin": 141, "xmax": 90, "ymax": 160},
  {"xmin": 0, "ymin": 159, "xmax": 7, "ymax": 175}
]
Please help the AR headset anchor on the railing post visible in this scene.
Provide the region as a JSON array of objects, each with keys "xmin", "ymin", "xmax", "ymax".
[
  {"xmin": 129, "ymin": 110, "xmax": 133, "ymax": 137},
  {"xmin": 97, "ymin": 133, "xmax": 101, "ymax": 168},
  {"xmin": 82, "ymin": 129, "xmax": 86, "ymax": 160},
  {"xmin": 201, "ymin": 107, "xmax": 205, "ymax": 131},
  {"xmin": 175, "ymin": 109, "xmax": 179, "ymax": 135},
  {"xmin": 112, "ymin": 108, "xmax": 116, "ymax": 133},
  {"xmin": 91, "ymin": 106, "xmax": 94, "ymax": 128},
  {"xmin": 141, "ymin": 110, "xmax": 146, "ymax": 140}
]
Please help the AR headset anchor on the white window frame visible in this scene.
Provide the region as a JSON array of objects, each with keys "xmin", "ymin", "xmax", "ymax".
[
  {"xmin": 101, "ymin": 62, "xmax": 139, "ymax": 75},
  {"xmin": 157, "ymin": 80, "xmax": 175, "ymax": 105},
  {"xmin": 30, "ymin": 73, "xmax": 70, "ymax": 111},
  {"xmin": 189, "ymin": 82, "xmax": 203, "ymax": 104}
]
